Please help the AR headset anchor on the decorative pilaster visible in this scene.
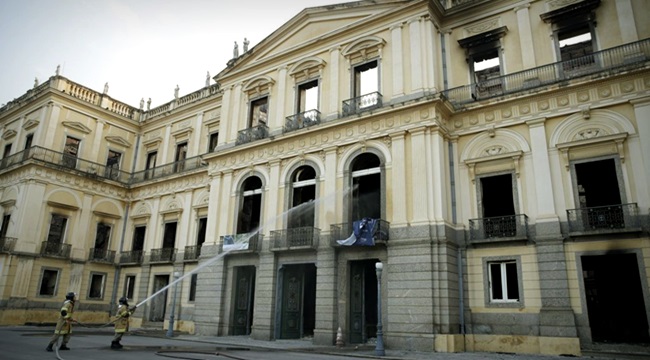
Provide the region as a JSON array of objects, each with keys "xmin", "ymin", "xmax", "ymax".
[{"xmin": 390, "ymin": 23, "xmax": 404, "ymax": 97}]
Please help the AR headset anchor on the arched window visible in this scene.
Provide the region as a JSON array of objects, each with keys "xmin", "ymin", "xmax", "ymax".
[
  {"xmin": 288, "ymin": 166, "xmax": 317, "ymax": 228},
  {"xmin": 237, "ymin": 176, "xmax": 263, "ymax": 234}
]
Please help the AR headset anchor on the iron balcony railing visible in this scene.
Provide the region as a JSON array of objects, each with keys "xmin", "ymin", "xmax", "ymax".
[
  {"xmin": 330, "ymin": 219, "xmax": 390, "ymax": 246},
  {"xmin": 40, "ymin": 241, "xmax": 71, "ymax": 258},
  {"xmin": 183, "ymin": 245, "xmax": 201, "ymax": 261},
  {"xmin": 0, "ymin": 146, "xmax": 131, "ymax": 183},
  {"xmin": 566, "ymin": 203, "xmax": 641, "ymax": 235},
  {"xmin": 436, "ymin": 0, "xmax": 486, "ymax": 9},
  {"xmin": 88, "ymin": 248, "xmax": 116, "ymax": 263},
  {"xmin": 270, "ymin": 227, "xmax": 320, "ymax": 251},
  {"xmin": 236, "ymin": 124, "xmax": 269, "ymax": 145},
  {"xmin": 130, "ymin": 155, "xmax": 207, "ymax": 183},
  {"xmin": 0, "ymin": 236, "xmax": 16, "ymax": 253},
  {"xmin": 149, "ymin": 247, "xmax": 176, "ymax": 263},
  {"xmin": 119, "ymin": 250, "xmax": 144, "ymax": 265},
  {"xmin": 468, "ymin": 214, "xmax": 529, "ymax": 244},
  {"xmin": 342, "ymin": 92, "xmax": 383, "ymax": 116},
  {"xmin": 284, "ymin": 110, "xmax": 321, "ymax": 133},
  {"xmin": 442, "ymin": 38, "xmax": 650, "ymax": 109},
  {"xmin": 220, "ymin": 233, "xmax": 262, "ymax": 253}
]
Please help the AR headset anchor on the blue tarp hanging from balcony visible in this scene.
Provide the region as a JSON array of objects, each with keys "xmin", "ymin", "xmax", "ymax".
[{"xmin": 336, "ymin": 218, "xmax": 378, "ymax": 246}]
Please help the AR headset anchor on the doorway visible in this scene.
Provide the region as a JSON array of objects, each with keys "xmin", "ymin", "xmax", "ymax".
[
  {"xmin": 232, "ymin": 266, "xmax": 256, "ymax": 335},
  {"xmin": 149, "ymin": 275, "xmax": 169, "ymax": 322},
  {"xmin": 349, "ymin": 259, "xmax": 379, "ymax": 344},
  {"xmin": 582, "ymin": 253, "xmax": 649, "ymax": 343},
  {"xmin": 279, "ymin": 264, "xmax": 317, "ymax": 339}
]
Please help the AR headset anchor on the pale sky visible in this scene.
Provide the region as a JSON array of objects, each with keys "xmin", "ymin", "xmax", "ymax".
[{"xmin": 0, "ymin": 0, "xmax": 346, "ymax": 109}]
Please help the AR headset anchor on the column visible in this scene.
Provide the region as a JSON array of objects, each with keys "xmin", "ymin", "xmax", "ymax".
[
  {"xmin": 526, "ymin": 118, "xmax": 560, "ymax": 237},
  {"xmin": 616, "ymin": 0, "xmax": 639, "ymax": 43},
  {"xmin": 273, "ymin": 67, "xmax": 288, "ymax": 131},
  {"xmin": 390, "ymin": 23, "xmax": 404, "ymax": 97},
  {"xmin": 408, "ymin": 126, "xmax": 429, "ymax": 225},
  {"xmin": 515, "ymin": 4, "xmax": 536, "ymax": 69},
  {"xmin": 160, "ymin": 124, "xmax": 172, "ymax": 164},
  {"xmin": 388, "ymin": 132, "xmax": 407, "ymax": 225},
  {"xmin": 90, "ymin": 119, "xmax": 105, "ymax": 161},
  {"xmin": 42, "ymin": 102, "xmax": 61, "ymax": 149},
  {"xmin": 33, "ymin": 104, "xmax": 49, "ymax": 148},
  {"xmin": 265, "ymin": 160, "xmax": 282, "ymax": 233},
  {"xmin": 631, "ymin": 98, "xmax": 650, "ymax": 209},
  {"xmin": 206, "ymin": 174, "xmax": 222, "ymax": 245},
  {"xmin": 191, "ymin": 112, "xmax": 203, "ymax": 155},
  {"xmin": 328, "ymin": 48, "xmax": 340, "ymax": 120},
  {"xmin": 408, "ymin": 17, "xmax": 423, "ymax": 93},
  {"xmin": 13, "ymin": 179, "xmax": 46, "ymax": 253},
  {"xmin": 229, "ymin": 84, "xmax": 243, "ymax": 143},
  {"xmin": 320, "ymin": 147, "xmax": 338, "ymax": 228},
  {"xmin": 216, "ymin": 170, "xmax": 234, "ymax": 236},
  {"xmin": 429, "ymin": 128, "xmax": 446, "ymax": 222},
  {"xmin": 423, "ymin": 18, "xmax": 437, "ymax": 92},
  {"xmin": 218, "ymin": 86, "xmax": 232, "ymax": 147}
]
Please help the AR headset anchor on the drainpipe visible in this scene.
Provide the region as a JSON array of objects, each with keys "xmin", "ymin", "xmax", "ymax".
[{"xmin": 440, "ymin": 30, "xmax": 449, "ymax": 91}]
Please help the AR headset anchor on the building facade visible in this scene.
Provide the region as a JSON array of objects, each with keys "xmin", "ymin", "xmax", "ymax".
[{"xmin": 0, "ymin": 0, "xmax": 649, "ymax": 356}]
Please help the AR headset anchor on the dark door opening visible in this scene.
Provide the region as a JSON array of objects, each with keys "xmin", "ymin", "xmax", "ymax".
[
  {"xmin": 279, "ymin": 263, "xmax": 317, "ymax": 339},
  {"xmin": 582, "ymin": 253, "xmax": 649, "ymax": 343},
  {"xmin": 480, "ymin": 173, "xmax": 516, "ymax": 237},
  {"xmin": 575, "ymin": 158, "xmax": 624, "ymax": 229},
  {"xmin": 349, "ymin": 259, "xmax": 379, "ymax": 344},
  {"xmin": 150, "ymin": 275, "xmax": 169, "ymax": 322},
  {"xmin": 232, "ymin": 266, "xmax": 256, "ymax": 335}
]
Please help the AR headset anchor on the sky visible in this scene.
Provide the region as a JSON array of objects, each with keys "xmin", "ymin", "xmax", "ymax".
[{"xmin": 0, "ymin": 0, "xmax": 346, "ymax": 109}]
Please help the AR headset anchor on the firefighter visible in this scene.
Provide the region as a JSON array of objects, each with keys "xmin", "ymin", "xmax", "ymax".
[
  {"xmin": 111, "ymin": 297, "xmax": 137, "ymax": 349},
  {"xmin": 45, "ymin": 292, "xmax": 76, "ymax": 352}
]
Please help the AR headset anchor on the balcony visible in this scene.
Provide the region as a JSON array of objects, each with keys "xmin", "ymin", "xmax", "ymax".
[
  {"xmin": 149, "ymin": 248, "xmax": 176, "ymax": 263},
  {"xmin": 330, "ymin": 218, "xmax": 390, "ymax": 247},
  {"xmin": 220, "ymin": 233, "xmax": 262, "ymax": 254},
  {"xmin": 236, "ymin": 124, "xmax": 269, "ymax": 145},
  {"xmin": 40, "ymin": 241, "xmax": 71, "ymax": 259},
  {"xmin": 88, "ymin": 248, "xmax": 116, "ymax": 263},
  {"xmin": 284, "ymin": 110, "xmax": 321, "ymax": 133},
  {"xmin": 343, "ymin": 92, "xmax": 383, "ymax": 116},
  {"xmin": 0, "ymin": 237, "xmax": 16, "ymax": 253},
  {"xmin": 270, "ymin": 227, "xmax": 320, "ymax": 252},
  {"xmin": 468, "ymin": 214, "xmax": 529, "ymax": 245},
  {"xmin": 119, "ymin": 250, "xmax": 144, "ymax": 265},
  {"xmin": 442, "ymin": 38, "xmax": 650, "ymax": 109},
  {"xmin": 436, "ymin": 0, "xmax": 486, "ymax": 10},
  {"xmin": 130, "ymin": 155, "xmax": 207, "ymax": 183},
  {"xmin": 183, "ymin": 245, "xmax": 202, "ymax": 262},
  {"xmin": 566, "ymin": 203, "xmax": 642, "ymax": 237}
]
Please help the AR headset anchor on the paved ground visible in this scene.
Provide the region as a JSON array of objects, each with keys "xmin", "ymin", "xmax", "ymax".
[{"xmin": 1, "ymin": 325, "xmax": 648, "ymax": 360}]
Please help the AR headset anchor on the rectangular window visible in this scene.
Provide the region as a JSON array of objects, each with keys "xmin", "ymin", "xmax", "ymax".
[
  {"xmin": 559, "ymin": 25, "xmax": 593, "ymax": 62},
  {"xmin": 249, "ymin": 96, "xmax": 268, "ymax": 127},
  {"xmin": 189, "ymin": 273, "xmax": 198, "ymax": 302},
  {"xmin": 489, "ymin": 261, "xmax": 519, "ymax": 302},
  {"xmin": 47, "ymin": 214, "xmax": 68, "ymax": 243},
  {"xmin": 94, "ymin": 223, "xmax": 111, "ymax": 250},
  {"xmin": 197, "ymin": 217, "xmax": 207, "ymax": 247},
  {"xmin": 105, "ymin": 150, "xmax": 121, "ymax": 179},
  {"xmin": 209, "ymin": 132, "xmax": 219, "ymax": 152},
  {"xmin": 0, "ymin": 213, "xmax": 10, "ymax": 239},
  {"xmin": 39, "ymin": 269, "xmax": 59, "ymax": 296},
  {"xmin": 133, "ymin": 226, "xmax": 146, "ymax": 251},
  {"xmin": 124, "ymin": 275, "xmax": 136, "ymax": 300},
  {"xmin": 88, "ymin": 273, "xmax": 106, "ymax": 299},
  {"xmin": 163, "ymin": 221, "xmax": 178, "ymax": 248},
  {"xmin": 62, "ymin": 136, "xmax": 80, "ymax": 168},
  {"xmin": 354, "ymin": 60, "xmax": 378, "ymax": 97},
  {"xmin": 174, "ymin": 142, "xmax": 188, "ymax": 172},
  {"xmin": 24, "ymin": 134, "xmax": 33, "ymax": 150},
  {"xmin": 298, "ymin": 80, "xmax": 319, "ymax": 113},
  {"xmin": 145, "ymin": 151, "xmax": 157, "ymax": 179},
  {"xmin": 3, "ymin": 143, "xmax": 11, "ymax": 158}
]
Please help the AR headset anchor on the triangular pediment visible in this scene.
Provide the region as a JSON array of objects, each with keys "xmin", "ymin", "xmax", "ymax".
[
  {"xmin": 217, "ymin": 0, "xmax": 416, "ymax": 80},
  {"xmin": 62, "ymin": 121, "xmax": 92, "ymax": 134},
  {"xmin": 2, "ymin": 129, "xmax": 17, "ymax": 140},
  {"xmin": 23, "ymin": 119, "xmax": 39, "ymax": 130},
  {"xmin": 105, "ymin": 136, "xmax": 132, "ymax": 148}
]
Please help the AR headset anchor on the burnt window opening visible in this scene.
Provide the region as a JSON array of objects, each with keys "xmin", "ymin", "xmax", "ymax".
[
  {"xmin": 289, "ymin": 166, "xmax": 317, "ymax": 229},
  {"xmin": 189, "ymin": 273, "xmax": 198, "ymax": 302},
  {"xmin": 162, "ymin": 221, "xmax": 178, "ymax": 249},
  {"xmin": 132, "ymin": 226, "xmax": 146, "ymax": 251},
  {"xmin": 24, "ymin": 133, "xmax": 33, "ymax": 150},
  {"xmin": 39, "ymin": 269, "xmax": 59, "ymax": 296},
  {"xmin": 350, "ymin": 153, "xmax": 381, "ymax": 221},
  {"xmin": 94, "ymin": 223, "xmax": 111, "ymax": 250},
  {"xmin": 574, "ymin": 158, "xmax": 624, "ymax": 229},
  {"xmin": 197, "ymin": 217, "xmax": 207, "ymax": 247},
  {"xmin": 3, "ymin": 143, "xmax": 11, "ymax": 158},
  {"xmin": 47, "ymin": 214, "xmax": 68, "ymax": 243},
  {"xmin": 298, "ymin": 80, "xmax": 319, "ymax": 114},
  {"xmin": 145, "ymin": 151, "xmax": 157, "ymax": 179},
  {"xmin": 458, "ymin": 26, "xmax": 507, "ymax": 98},
  {"xmin": 106, "ymin": 150, "xmax": 121, "ymax": 170},
  {"xmin": 480, "ymin": 173, "xmax": 516, "ymax": 238},
  {"xmin": 354, "ymin": 60, "xmax": 378, "ymax": 98},
  {"xmin": 237, "ymin": 176, "xmax": 263, "ymax": 234},
  {"xmin": 88, "ymin": 273, "xmax": 105, "ymax": 299},
  {"xmin": 209, "ymin": 132, "xmax": 219, "ymax": 152},
  {"xmin": 488, "ymin": 261, "xmax": 520, "ymax": 302},
  {"xmin": 559, "ymin": 25, "xmax": 594, "ymax": 62},
  {"xmin": 174, "ymin": 142, "xmax": 188, "ymax": 172},
  {"xmin": 62, "ymin": 136, "xmax": 80, "ymax": 168},
  {"xmin": 124, "ymin": 275, "xmax": 136, "ymax": 300},
  {"xmin": 0, "ymin": 213, "xmax": 10, "ymax": 239},
  {"xmin": 472, "ymin": 48, "xmax": 501, "ymax": 84},
  {"xmin": 249, "ymin": 97, "xmax": 269, "ymax": 128}
]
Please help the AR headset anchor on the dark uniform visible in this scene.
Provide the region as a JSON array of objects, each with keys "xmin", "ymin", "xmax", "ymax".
[
  {"xmin": 46, "ymin": 292, "xmax": 75, "ymax": 352},
  {"xmin": 112, "ymin": 297, "xmax": 136, "ymax": 349}
]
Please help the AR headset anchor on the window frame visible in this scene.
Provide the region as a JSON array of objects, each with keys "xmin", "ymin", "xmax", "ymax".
[
  {"xmin": 248, "ymin": 95, "xmax": 269, "ymax": 128},
  {"xmin": 87, "ymin": 272, "xmax": 107, "ymax": 300},
  {"xmin": 124, "ymin": 274, "xmax": 136, "ymax": 300},
  {"xmin": 188, "ymin": 273, "xmax": 198, "ymax": 302},
  {"xmin": 47, "ymin": 214, "xmax": 68, "ymax": 243},
  {"xmin": 38, "ymin": 268, "xmax": 60, "ymax": 297},
  {"xmin": 483, "ymin": 256, "xmax": 524, "ymax": 308}
]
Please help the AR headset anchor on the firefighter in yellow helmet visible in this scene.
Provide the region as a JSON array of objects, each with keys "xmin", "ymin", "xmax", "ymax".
[
  {"xmin": 111, "ymin": 296, "xmax": 137, "ymax": 349},
  {"xmin": 46, "ymin": 292, "xmax": 76, "ymax": 352}
]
